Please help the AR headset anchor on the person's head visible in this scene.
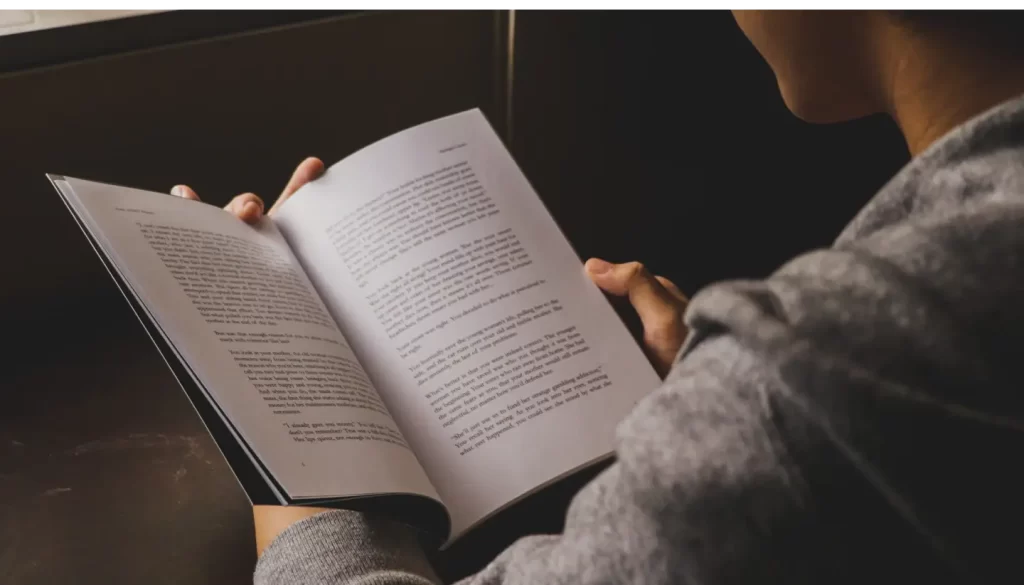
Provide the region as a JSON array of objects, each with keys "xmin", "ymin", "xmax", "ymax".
[{"xmin": 732, "ymin": 11, "xmax": 1024, "ymax": 126}]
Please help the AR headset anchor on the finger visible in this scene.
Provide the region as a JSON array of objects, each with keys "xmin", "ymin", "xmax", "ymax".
[
  {"xmin": 655, "ymin": 275, "xmax": 688, "ymax": 304},
  {"xmin": 170, "ymin": 185, "xmax": 200, "ymax": 201},
  {"xmin": 585, "ymin": 259, "xmax": 675, "ymax": 301},
  {"xmin": 586, "ymin": 258, "xmax": 687, "ymax": 375},
  {"xmin": 225, "ymin": 192, "xmax": 265, "ymax": 224},
  {"xmin": 269, "ymin": 157, "xmax": 326, "ymax": 215}
]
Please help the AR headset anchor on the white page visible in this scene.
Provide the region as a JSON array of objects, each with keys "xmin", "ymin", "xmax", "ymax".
[
  {"xmin": 54, "ymin": 178, "xmax": 289, "ymax": 505},
  {"xmin": 59, "ymin": 177, "xmax": 439, "ymax": 504},
  {"xmin": 275, "ymin": 109, "xmax": 661, "ymax": 536}
]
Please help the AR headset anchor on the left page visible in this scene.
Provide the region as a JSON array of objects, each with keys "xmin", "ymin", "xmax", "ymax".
[{"xmin": 55, "ymin": 176, "xmax": 439, "ymax": 504}]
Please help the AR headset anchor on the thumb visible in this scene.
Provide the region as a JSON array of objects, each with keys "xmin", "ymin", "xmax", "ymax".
[
  {"xmin": 585, "ymin": 258, "xmax": 688, "ymax": 375},
  {"xmin": 268, "ymin": 157, "xmax": 326, "ymax": 215}
]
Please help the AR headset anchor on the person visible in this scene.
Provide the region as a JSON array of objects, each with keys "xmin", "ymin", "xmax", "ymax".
[{"xmin": 173, "ymin": 10, "xmax": 1024, "ymax": 584}]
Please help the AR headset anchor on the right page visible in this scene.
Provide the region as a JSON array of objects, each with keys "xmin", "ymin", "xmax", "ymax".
[{"xmin": 274, "ymin": 109, "xmax": 661, "ymax": 537}]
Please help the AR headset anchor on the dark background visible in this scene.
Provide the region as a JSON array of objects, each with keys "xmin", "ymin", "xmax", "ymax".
[{"xmin": 0, "ymin": 10, "xmax": 908, "ymax": 584}]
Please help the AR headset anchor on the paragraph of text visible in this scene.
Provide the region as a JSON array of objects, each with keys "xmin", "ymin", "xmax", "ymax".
[
  {"xmin": 366, "ymin": 228, "xmax": 532, "ymax": 339},
  {"xmin": 285, "ymin": 421, "xmax": 407, "ymax": 449},
  {"xmin": 421, "ymin": 317, "xmax": 593, "ymax": 430},
  {"xmin": 215, "ymin": 331, "xmax": 344, "ymax": 348},
  {"xmin": 395, "ymin": 279, "xmax": 547, "ymax": 362},
  {"xmin": 140, "ymin": 223, "xmax": 333, "ymax": 329},
  {"xmin": 450, "ymin": 367, "xmax": 610, "ymax": 456},
  {"xmin": 408, "ymin": 297, "xmax": 561, "ymax": 385},
  {"xmin": 230, "ymin": 349, "xmax": 388, "ymax": 417},
  {"xmin": 327, "ymin": 161, "xmax": 499, "ymax": 286}
]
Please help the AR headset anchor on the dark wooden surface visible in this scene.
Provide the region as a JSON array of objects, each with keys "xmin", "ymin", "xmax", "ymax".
[
  {"xmin": 0, "ymin": 10, "xmax": 910, "ymax": 585},
  {"xmin": 2, "ymin": 311, "xmax": 255, "ymax": 584}
]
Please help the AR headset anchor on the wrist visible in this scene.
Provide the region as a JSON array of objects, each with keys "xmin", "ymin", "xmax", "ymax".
[{"xmin": 253, "ymin": 505, "xmax": 333, "ymax": 556}]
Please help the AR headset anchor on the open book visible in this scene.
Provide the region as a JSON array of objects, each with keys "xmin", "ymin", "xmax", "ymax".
[{"xmin": 50, "ymin": 109, "xmax": 661, "ymax": 545}]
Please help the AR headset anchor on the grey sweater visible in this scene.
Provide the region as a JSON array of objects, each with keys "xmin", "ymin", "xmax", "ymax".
[{"xmin": 256, "ymin": 95, "xmax": 1024, "ymax": 585}]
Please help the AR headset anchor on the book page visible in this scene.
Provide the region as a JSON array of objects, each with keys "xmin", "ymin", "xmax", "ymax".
[
  {"xmin": 275, "ymin": 109, "xmax": 661, "ymax": 536},
  {"xmin": 57, "ymin": 177, "xmax": 439, "ymax": 504}
]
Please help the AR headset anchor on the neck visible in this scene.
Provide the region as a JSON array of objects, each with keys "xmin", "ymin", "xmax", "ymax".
[{"xmin": 876, "ymin": 24, "xmax": 1024, "ymax": 156}]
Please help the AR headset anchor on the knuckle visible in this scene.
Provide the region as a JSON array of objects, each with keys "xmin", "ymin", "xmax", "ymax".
[
  {"xmin": 232, "ymin": 193, "xmax": 264, "ymax": 210},
  {"xmin": 623, "ymin": 261, "xmax": 649, "ymax": 282}
]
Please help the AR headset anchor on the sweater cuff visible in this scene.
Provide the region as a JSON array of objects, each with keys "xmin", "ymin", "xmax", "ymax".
[{"xmin": 254, "ymin": 509, "xmax": 439, "ymax": 585}]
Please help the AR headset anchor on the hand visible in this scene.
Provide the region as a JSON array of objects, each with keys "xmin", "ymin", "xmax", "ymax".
[
  {"xmin": 170, "ymin": 156, "xmax": 326, "ymax": 222},
  {"xmin": 585, "ymin": 258, "xmax": 689, "ymax": 377}
]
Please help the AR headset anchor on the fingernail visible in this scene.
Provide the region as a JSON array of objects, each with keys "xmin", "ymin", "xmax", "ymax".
[
  {"xmin": 171, "ymin": 186, "xmax": 185, "ymax": 197},
  {"xmin": 243, "ymin": 201, "xmax": 260, "ymax": 217},
  {"xmin": 587, "ymin": 258, "xmax": 612, "ymax": 274}
]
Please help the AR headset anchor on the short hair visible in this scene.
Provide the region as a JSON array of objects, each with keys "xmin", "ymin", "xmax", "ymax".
[{"xmin": 893, "ymin": 11, "xmax": 1024, "ymax": 57}]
